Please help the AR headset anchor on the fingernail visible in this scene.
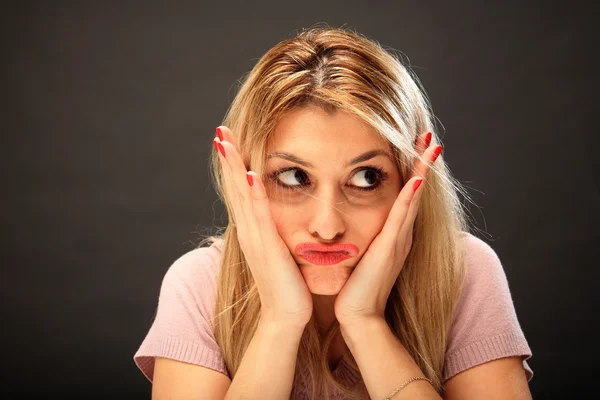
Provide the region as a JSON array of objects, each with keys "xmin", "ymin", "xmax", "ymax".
[
  {"xmin": 218, "ymin": 143, "xmax": 226, "ymax": 158},
  {"xmin": 425, "ymin": 132, "xmax": 432, "ymax": 146},
  {"xmin": 246, "ymin": 173, "xmax": 253, "ymax": 187},
  {"xmin": 432, "ymin": 145, "xmax": 442, "ymax": 162},
  {"xmin": 413, "ymin": 178, "xmax": 423, "ymax": 192},
  {"xmin": 213, "ymin": 139, "xmax": 218, "ymax": 152},
  {"xmin": 216, "ymin": 127, "xmax": 223, "ymax": 141}
]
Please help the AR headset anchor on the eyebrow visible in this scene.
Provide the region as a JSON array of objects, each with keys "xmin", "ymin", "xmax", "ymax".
[{"xmin": 267, "ymin": 149, "xmax": 392, "ymax": 168}]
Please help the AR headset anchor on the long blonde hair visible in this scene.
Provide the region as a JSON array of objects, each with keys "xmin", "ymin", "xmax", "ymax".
[{"xmin": 198, "ymin": 25, "xmax": 473, "ymax": 399}]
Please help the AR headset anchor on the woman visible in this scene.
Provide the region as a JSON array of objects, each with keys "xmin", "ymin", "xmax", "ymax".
[{"xmin": 134, "ymin": 26, "xmax": 533, "ymax": 399}]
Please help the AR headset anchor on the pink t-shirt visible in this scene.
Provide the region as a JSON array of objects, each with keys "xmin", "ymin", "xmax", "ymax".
[{"xmin": 134, "ymin": 232, "xmax": 533, "ymax": 398}]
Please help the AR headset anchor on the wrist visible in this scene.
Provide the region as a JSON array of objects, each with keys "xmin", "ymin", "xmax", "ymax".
[
  {"xmin": 259, "ymin": 314, "xmax": 308, "ymax": 336},
  {"xmin": 339, "ymin": 317, "xmax": 388, "ymax": 351}
]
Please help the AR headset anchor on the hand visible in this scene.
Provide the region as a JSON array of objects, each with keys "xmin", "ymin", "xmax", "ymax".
[
  {"xmin": 334, "ymin": 132, "xmax": 443, "ymax": 327},
  {"xmin": 214, "ymin": 126, "xmax": 314, "ymax": 329}
]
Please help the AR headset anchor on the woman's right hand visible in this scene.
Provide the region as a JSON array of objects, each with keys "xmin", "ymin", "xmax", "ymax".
[{"xmin": 214, "ymin": 126, "xmax": 313, "ymax": 329}]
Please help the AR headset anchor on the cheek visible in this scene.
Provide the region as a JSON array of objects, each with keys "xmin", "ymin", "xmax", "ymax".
[
  {"xmin": 355, "ymin": 207, "xmax": 391, "ymax": 241},
  {"xmin": 269, "ymin": 203, "xmax": 295, "ymax": 239},
  {"xmin": 269, "ymin": 203, "xmax": 283, "ymax": 226}
]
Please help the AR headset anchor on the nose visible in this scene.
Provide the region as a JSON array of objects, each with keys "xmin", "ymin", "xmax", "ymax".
[{"xmin": 307, "ymin": 189, "xmax": 347, "ymax": 241}]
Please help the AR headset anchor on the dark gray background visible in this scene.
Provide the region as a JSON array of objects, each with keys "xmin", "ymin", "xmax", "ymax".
[{"xmin": 2, "ymin": 1, "xmax": 597, "ymax": 399}]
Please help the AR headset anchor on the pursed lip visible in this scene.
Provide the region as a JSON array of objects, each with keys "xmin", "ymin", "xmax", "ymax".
[{"xmin": 295, "ymin": 242, "xmax": 359, "ymax": 257}]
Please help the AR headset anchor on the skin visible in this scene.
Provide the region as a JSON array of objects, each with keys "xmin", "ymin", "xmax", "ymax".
[
  {"xmin": 214, "ymin": 105, "xmax": 437, "ymax": 369},
  {"xmin": 264, "ymin": 106, "xmax": 403, "ymax": 339}
]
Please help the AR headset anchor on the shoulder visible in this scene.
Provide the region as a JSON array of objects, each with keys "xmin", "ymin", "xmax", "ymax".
[
  {"xmin": 155, "ymin": 238, "xmax": 225, "ymax": 313},
  {"xmin": 134, "ymin": 238, "xmax": 229, "ymax": 381},
  {"xmin": 444, "ymin": 232, "xmax": 533, "ymax": 382},
  {"xmin": 458, "ymin": 231, "xmax": 507, "ymax": 287},
  {"xmin": 453, "ymin": 231, "xmax": 514, "ymax": 312},
  {"xmin": 459, "ymin": 231, "xmax": 501, "ymax": 264},
  {"xmin": 161, "ymin": 238, "xmax": 224, "ymax": 289}
]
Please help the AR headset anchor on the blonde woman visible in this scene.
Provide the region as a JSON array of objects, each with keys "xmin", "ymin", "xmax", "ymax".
[{"xmin": 134, "ymin": 26, "xmax": 533, "ymax": 400}]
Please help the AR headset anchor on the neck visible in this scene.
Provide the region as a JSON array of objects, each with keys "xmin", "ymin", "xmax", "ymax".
[{"xmin": 311, "ymin": 293, "xmax": 337, "ymax": 336}]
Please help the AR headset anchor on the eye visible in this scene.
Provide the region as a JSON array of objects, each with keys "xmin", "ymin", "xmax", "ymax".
[
  {"xmin": 269, "ymin": 165, "xmax": 389, "ymax": 193},
  {"xmin": 348, "ymin": 168, "xmax": 386, "ymax": 191},
  {"xmin": 275, "ymin": 168, "xmax": 310, "ymax": 187}
]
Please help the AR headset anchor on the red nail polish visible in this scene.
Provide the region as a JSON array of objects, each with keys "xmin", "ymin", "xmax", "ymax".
[
  {"xmin": 413, "ymin": 179, "xmax": 423, "ymax": 192},
  {"xmin": 216, "ymin": 127, "xmax": 223, "ymax": 141},
  {"xmin": 218, "ymin": 143, "xmax": 226, "ymax": 158},
  {"xmin": 425, "ymin": 132, "xmax": 432, "ymax": 146},
  {"xmin": 246, "ymin": 173, "xmax": 253, "ymax": 187},
  {"xmin": 432, "ymin": 145, "xmax": 442, "ymax": 162},
  {"xmin": 213, "ymin": 140, "xmax": 218, "ymax": 152}
]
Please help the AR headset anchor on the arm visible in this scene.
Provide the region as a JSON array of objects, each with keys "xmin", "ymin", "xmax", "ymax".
[
  {"xmin": 224, "ymin": 317, "xmax": 305, "ymax": 400},
  {"xmin": 152, "ymin": 358, "xmax": 232, "ymax": 399},
  {"xmin": 443, "ymin": 356, "xmax": 532, "ymax": 400},
  {"xmin": 341, "ymin": 317, "xmax": 442, "ymax": 400}
]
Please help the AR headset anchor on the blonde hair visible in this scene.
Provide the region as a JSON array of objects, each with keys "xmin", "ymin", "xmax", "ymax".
[{"xmin": 198, "ymin": 25, "xmax": 474, "ymax": 399}]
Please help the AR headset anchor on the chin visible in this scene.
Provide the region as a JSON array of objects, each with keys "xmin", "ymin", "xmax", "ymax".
[
  {"xmin": 298, "ymin": 263, "xmax": 352, "ymax": 295},
  {"xmin": 307, "ymin": 282, "xmax": 344, "ymax": 295}
]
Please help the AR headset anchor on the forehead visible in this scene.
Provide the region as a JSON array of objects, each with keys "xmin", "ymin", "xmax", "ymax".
[{"xmin": 268, "ymin": 106, "xmax": 390, "ymax": 152}]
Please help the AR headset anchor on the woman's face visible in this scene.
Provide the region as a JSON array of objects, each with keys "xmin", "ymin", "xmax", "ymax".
[{"xmin": 265, "ymin": 106, "xmax": 403, "ymax": 295}]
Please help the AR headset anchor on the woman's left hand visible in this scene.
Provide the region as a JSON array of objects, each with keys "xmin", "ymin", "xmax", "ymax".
[{"xmin": 334, "ymin": 132, "xmax": 443, "ymax": 328}]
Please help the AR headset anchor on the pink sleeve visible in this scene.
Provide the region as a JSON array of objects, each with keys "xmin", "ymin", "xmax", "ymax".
[
  {"xmin": 133, "ymin": 241, "xmax": 229, "ymax": 382},
  {"xmin": 443, "ymin": 233, "xmax": 534, "ymax": 383}
]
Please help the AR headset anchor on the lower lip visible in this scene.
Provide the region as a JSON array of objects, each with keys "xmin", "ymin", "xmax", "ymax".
[{"xmin": 299, "ymin": 252, "xmax": 352, "ymax": 265}]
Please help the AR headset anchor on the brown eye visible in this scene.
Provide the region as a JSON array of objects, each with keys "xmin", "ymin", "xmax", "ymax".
[
  {"xmin": 348, "ymin": 169, "xmax": 380, "ymax": 190},
  {"xmin": 269, "ymin": 166, "xmax": 389, "ymax": 192},
  {"xmin": 275, "ymin": 168, "xmax": 309, "ymax": 187}
]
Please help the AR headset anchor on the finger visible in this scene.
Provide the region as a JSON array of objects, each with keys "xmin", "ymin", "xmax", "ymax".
[
  {"xmin": 217, "ymin": 125, "xmax": 251, "ymax": 178},
  {"xmin": 401, "ymin": 144, "xmax": 444, "ymax": 238},
  {"xmin": 216, "ymin": 126, "xmax": 240, "ymax": 154},
  {"xmin": 414, "ymin": 131, "xmax": 432, "ymax": 155},
  {"xmin": 379, "ymin": 176, "xmax": 424, "ymax": 242},
  {"xmin": 220, "ymin": 141, "xmax": 253, "ymax": 223},
  {"xmin": 409, "ymin": 132, "xmax": 433, "ymax": 182},
  {"xmin": 412, "ymin": 143, "xmax": 443, "ymax": 182},
  {"xmin": 419, "ymin": 143, "xmax": 442, "ymax": 178},
  {"xmin": 214, "ymin": 137, "xmax": 251, "ymax": 240},
  {"xmin": 400, "ymin": 177, "xmax": 426, "ymax": 241},
  {"xmin": 246, "ymin": 171, "xmax": 289, "ymax": 259}
]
